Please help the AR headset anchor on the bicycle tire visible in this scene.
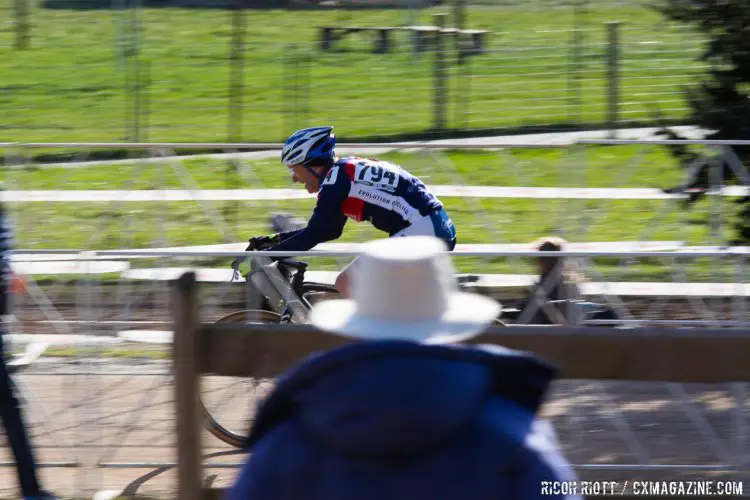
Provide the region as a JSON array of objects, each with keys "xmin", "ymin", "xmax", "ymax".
[{"xmin": 201, "ymin": 309, "xmax": 281, "ymax": 448}]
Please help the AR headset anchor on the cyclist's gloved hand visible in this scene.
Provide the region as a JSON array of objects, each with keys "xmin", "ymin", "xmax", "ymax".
[
  {"xmin": 230, "ymin": 234, "xmax": 281, "ymax": 278},
  {"xmin": 247, "ymin": 234, "xmax": 280, "ymax": 251}
]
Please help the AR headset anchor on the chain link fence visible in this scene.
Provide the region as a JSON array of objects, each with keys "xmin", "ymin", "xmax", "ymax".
[{"xmin": 1, "ymin": 0, "xmax": 705, "ymax": 143}]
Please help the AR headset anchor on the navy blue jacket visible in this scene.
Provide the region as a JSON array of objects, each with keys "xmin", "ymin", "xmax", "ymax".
[{"xmin": 225, "ymin": 340, "xmax": 580, "ymax": 500}]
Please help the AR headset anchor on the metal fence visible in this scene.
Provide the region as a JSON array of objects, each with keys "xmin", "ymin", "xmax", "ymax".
[
  {"xmin": 0, "ymin": 0, "xmax": 704, "ymax": 143},
  {"xmin": 1, "ymin": 247, "xmax": 750, "ymax": 498},
  {"xmin": 1, "ymin": 138, "xmax": 746, "ymax": 260},
  {"xmin": 0, "ymin": 139, "xmax": 749, "ymax": 496}
]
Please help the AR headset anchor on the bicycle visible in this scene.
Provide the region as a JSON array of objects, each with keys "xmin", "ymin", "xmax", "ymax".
[{"xmin": 200, "ymin": 256, "xmax": 345, "ymax": 447}]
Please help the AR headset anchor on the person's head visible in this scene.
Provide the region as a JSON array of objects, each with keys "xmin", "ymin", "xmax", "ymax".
[
  {"xmin": 310, "ymin": 236, "xmax": 501, "ymax": 344},
  {"xmin": 531, "ymin": 236, "xmax": 587, "ymax": 303},
  {"xmin": 533, "ymin": 236, "xmax": 567, "ymax": 278},
  {"xmin": 281, "ymin": 126, "xmax": 336, "ymax": 194}
]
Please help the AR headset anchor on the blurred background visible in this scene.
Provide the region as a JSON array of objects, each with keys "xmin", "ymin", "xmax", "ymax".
[
  {"xmin": 0, "ymin": 0, "xmax": 702, "ymax": 143},
  {"xmin": 0, "ymin": 0, "xmax": 728, "ymax": 260},
  {"xmin": 2, "ymin": 1, "xmax": 750, "ymax": 498}
]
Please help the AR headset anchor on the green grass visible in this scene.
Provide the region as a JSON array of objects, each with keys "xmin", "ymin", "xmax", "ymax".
[
  {"xmin": 4, "ymin": 146, "xmax": 686, "ymax": 189},
  {"xmin": 0, "ymin": 3, "xmax": 704, "ymax": 143},
  {"xmin": 1, "ymin": 146, "xmax": 740, "ymax": 281}
]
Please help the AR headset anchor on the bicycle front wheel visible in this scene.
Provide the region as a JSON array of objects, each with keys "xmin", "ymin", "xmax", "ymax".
[{"xmin": 200, "ymin": 309, "xmax": 281, "ymax": 448}]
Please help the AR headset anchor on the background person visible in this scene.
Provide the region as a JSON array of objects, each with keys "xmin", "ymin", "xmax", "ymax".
[{"xmin": 0, "ymin": 197, "xmax": 56, "ymax": 500}]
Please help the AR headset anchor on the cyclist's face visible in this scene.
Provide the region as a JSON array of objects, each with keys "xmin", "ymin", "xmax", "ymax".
[{"xmin": 288, "ymin": 165, "xmax": 320, "ymax": 194}]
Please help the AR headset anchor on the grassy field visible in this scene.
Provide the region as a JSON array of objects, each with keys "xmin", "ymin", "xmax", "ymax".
[
  {"xmin": 1, "ymin": 146, "xmax": 740, "ymax": 281},
  {"xmin": 0, "ymin": 3, "xmax": 703, "ymax": 143}
]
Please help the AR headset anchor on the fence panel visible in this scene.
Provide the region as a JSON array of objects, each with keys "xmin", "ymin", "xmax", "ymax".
[{"xmin": 0, "ymin": 139, "xmax": 749, "ymax": 496}]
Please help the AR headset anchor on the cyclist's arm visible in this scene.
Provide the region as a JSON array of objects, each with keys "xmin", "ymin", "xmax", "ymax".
[
  {"xmin": 265, "ymin": 179, "xmax": 348, "ymax": 253},
  {"xmin": 268, "ymin": 208, "xmax": 346, "ymax": 252},
  {"xmin": 276, "ymin": 228, "xmax": 304, "ymax": 242}
]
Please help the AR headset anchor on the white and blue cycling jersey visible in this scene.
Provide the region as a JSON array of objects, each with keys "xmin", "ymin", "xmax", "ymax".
[{"xmin": 268, "ymin": 157, "xmax": 456, "ymax": 253}]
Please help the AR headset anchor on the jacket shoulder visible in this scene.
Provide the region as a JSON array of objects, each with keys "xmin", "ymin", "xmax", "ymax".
[
  {"xmin": 475, "ymin": 398, "xmax": 578, "ymax": 489},
  {"xmin": 227, "ymin": 417, "xmax": 322, "ymax": 500}
]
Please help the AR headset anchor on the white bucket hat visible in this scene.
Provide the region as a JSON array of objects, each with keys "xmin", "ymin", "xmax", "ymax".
[{"xmin": 310, "ymin": 236, "xmax": 501, "ymax": 344}]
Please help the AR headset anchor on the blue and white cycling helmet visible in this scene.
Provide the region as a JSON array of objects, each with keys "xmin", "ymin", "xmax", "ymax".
[{"xmin": 281, "ymin": 126, "xmax": 336, "ymax": 169}]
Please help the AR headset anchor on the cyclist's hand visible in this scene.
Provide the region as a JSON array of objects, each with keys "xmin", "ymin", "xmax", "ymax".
[
  {"xmin": 248, "ymin": 233, "xmax": 280, "ymax": 251},
  {"xmin": 230, "ymin": 234, "xmax": 280, "ymax": 278}
]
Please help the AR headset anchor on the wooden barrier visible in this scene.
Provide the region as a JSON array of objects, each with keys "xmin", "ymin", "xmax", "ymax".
[{"xmin": 172, "ymin": 271, "xmax": 750, "ymax": 500}]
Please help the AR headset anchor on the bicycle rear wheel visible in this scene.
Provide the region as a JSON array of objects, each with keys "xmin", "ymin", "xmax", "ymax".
[{"xmin": 200, "ymin": 309, "xmax": 281, "ymax": 448}]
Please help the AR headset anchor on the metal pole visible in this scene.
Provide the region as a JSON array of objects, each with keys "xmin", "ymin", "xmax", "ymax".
[
  {"xmin": 227, "ymin": 0, "xmax": 246, "ymax": 229},
  {"xmin": 433, "ymin": 13, "xmax": 447, "ymax": 133},
  {"xmin": 454, "ymin": 0, "xmax": 465, "ymax": 31},
  {"xmin": 124, "ymin": 0, "xmax": 141, "ymax": 143},
  {"xmin": 123, "ymin": 34, "xmax": 131, "ymax": 142},
  {"xmin": 142, "ymin": 59, "xmax": 150, "ymax": 143},
  {"xmin": 282, "ymin": 44, "xmax": 293, "ymax": 139},
  {"xmin": 302, "ymin": 47, "xmax": 310, "ymax": 129},
  {"xmin": 606, "ymin": 21, "xmax": 621, "ymax": 139},
  {"xmin": 568, "ymin": 0, "xmax": 585, "ymax": 125},
  {"xmin": 228, "ymin": 0, "xmax": 246, "ymax": 143},
  {"xmin": 14, "ymin": 0, "xmax": 29, "ymax": 50},
  {"xmin": 293, "ymin": 44, "xmax": 299, "ymax": 131},
  {"xmin": 133, "ymin": 47, "xmax": 141, "ymax": 143},
  {"xmin": 455, "ymin": 50, "xmax": 471, "ymax": 129}
]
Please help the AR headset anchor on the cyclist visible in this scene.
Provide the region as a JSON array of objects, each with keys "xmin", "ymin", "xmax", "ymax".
[{"xmin": 232, "ymin": 125, "xmax": 457, "ymax": 298}]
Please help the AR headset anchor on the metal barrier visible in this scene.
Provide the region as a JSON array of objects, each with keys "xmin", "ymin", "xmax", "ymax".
[
  {"xmin": 2, "ymin": 246, "xmax": 750, "ymax": 496},
  {"xmin": 1, "ymin": 138, "xmax": 749, "ymax": 496}
]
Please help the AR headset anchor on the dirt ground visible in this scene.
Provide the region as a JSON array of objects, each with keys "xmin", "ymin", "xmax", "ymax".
[{"xmin": 1, "ymin": 282, "xmax": 748, "ymax": 498}]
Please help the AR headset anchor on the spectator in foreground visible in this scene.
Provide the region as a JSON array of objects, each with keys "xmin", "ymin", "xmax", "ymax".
[
  {"xmin": 0, "ymin": 198, "xmax": 56, "ymax": 500},
  {"xmin": 226, "ymin": 235, "xmax": 580, "ymax": 500}
]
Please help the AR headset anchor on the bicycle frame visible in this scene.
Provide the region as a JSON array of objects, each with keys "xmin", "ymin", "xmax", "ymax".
[{"xmin": 239, "ymin": 256, "xmax": 337, "ymax": 324}]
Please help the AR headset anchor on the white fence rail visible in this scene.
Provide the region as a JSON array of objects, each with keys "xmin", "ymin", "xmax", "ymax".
[
  {"xmin": 5, "ymin": 137, "xmax": 750, "ymax": 148},
  {"xmin": 2, "ymin": 186, "xmax": 749, "ymax": 202}
]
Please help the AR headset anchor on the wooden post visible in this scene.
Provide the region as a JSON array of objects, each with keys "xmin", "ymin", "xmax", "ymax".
[{"xmin": 173, "ymin": 271, "xmax": 202, "ymax": 500}]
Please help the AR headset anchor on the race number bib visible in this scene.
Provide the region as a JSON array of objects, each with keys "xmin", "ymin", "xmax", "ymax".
[
  {"xmin": 322, "ymin": 166, "xmax": 339, "ymax": 186},
  {"xmin": 354, "ymin": 160, "xmax": 401, "ymax": 193}
]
